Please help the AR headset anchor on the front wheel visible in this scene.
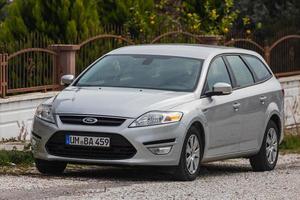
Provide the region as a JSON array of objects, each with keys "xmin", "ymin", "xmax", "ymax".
[
  {"xmin": 174, "ymin": 126, "xmax": 202, "ymax": 181},
  {"xmin": 250, "ymin": 120, "xmax": 279, "ymax": 171},
  {"xmin": 35, "ymin": 159, "xmax": 67, "ymax": 175}
]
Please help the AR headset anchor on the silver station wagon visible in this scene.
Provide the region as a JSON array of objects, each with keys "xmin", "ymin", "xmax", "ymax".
[{"xmin": 32, "ymin": 44, "xmax": 284, "ymax": 181}]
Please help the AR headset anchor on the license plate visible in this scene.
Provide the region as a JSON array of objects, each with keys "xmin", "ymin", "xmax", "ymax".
[{"xmin": 66, "ymin": 135, "xmax": 110, "ymax": 147}]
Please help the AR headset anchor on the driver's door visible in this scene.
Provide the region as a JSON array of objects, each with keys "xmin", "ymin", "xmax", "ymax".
[{"xmin": 201, "ymin": 57, "xmax": 242, "ymax": 157}]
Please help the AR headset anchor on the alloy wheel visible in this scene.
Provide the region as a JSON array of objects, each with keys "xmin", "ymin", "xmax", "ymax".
[
  {"xmin": 186, "ymin": 134, "xmax": 200, "ymax": 174},
  {"xmin": 266, "ymin": 128, "xmax": 278, "ymax": 165}
]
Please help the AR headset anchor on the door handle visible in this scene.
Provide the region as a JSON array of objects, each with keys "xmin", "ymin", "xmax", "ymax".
[
  {"xmin": 259, "ymin": 96, "xmax": 267, "ymax": 104},
  {"xmin": 233, "ymin": 102, "xmax": 241, "ymax": 111}
]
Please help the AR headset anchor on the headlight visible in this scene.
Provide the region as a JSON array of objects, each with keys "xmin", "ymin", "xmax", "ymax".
[
  {"xmin": 35, "ymin": 104, "xmax": 55, "ymax": 123},
  {"xmin": 129, "ymin": 111, "xmax": 183, "ymax": 128}
]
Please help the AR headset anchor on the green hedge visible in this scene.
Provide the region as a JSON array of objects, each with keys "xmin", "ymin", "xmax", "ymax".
[
  {"xmin": 280, "ymin": 135, "xmax": 300, "ymax": 151},
  {"xmin": 0, "ymin": 150, "xmax": 33, "ymax": 166}
]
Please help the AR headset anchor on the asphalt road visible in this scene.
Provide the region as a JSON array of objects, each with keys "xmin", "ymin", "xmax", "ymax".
[{"xmin": 0, "ymin": 153, "xmax": 299, "ymax": 200}]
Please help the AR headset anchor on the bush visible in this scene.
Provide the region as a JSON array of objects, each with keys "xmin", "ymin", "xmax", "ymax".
[
  {"xmin": 280, "ymin": 135, "xmax": 300, "ymax": 152},
  {"xmin": 0, "ymin": 150, "xmax": 34, "ymax": 166}
]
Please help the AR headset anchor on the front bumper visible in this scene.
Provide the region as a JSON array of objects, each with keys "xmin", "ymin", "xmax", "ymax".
[{"xmin": 31, "ymin": 115, "xmax": 188, "ymax": 166}]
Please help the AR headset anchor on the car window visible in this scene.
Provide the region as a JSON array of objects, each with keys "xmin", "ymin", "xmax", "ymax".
[
  {"xmin": 76, "ymin": 55, "xmax": 203, "ymax": 92},
  {"xmin": 204, "ymin": 57, "xmax": 231, "ymax": 93},
  {"xmin": 243, "ymin": 55, "xmax": 272, "ymax": 81},
  {"xmin": 226, "ymin": 55, "xmax": 254, "ymax": 88}
]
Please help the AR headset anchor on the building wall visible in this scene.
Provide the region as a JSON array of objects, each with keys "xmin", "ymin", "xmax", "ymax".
[{"xmin": 0, "ymin": 75, "xmax": 300, "ymax": 141}]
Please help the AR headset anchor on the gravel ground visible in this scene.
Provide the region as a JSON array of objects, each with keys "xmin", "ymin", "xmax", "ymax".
[{"xmin": 0, "ymin": 153, "xmax": 300, "ymax": 200}]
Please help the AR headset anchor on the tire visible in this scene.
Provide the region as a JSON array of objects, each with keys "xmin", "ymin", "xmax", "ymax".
[
  {"xmin": 35, "ymin": 159, "xmax": 67, "ymax": 175},
  {"xmin": 174, "ymin": 126, "xmax": 203, "ymax": 181},
  {"xmin": 250, "ymin": 120, "xmax": 279, "ymax": 171}
]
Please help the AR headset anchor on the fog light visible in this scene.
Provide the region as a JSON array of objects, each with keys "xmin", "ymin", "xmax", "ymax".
[{"xmin": 148, "ymin": 146, "xmax": 172, "ymax": 155}]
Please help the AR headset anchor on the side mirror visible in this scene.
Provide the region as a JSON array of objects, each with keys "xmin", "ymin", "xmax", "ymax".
[
  {"xmin": 61, "ymin": 74, "xmax": 75, "ymax": 86},
  {"xmin": 206, "ymin": 82, "xmax": 232, "ymax": 97}
]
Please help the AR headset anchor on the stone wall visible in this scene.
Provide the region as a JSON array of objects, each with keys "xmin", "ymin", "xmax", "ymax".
[
  {"xmin": 279, "ymin": 75, "xmax": 300, "ymax": 128},
  {"xmin": 0, "ymin": 92, "xmax": 58, "ymax": 141}
]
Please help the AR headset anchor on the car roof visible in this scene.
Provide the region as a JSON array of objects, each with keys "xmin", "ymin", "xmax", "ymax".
[{"xmin": 107, "ymin": 44, "xmax": 258, "ymax": 60}]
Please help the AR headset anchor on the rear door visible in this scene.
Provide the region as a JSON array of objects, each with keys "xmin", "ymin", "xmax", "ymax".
[
  {"xmin": 240, "ymin": 55, "xmax": 273, "ymax": 150},
  {"xmin": 224, "ymin": 55, "xmax": 263, "ymax": 151}
]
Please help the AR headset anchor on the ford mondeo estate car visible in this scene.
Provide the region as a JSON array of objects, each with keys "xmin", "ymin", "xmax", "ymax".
[{"xmin": 31, "ymin": 44, "xmax": 284, "ymax": 181}]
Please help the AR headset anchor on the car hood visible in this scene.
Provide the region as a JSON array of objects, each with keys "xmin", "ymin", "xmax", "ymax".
[{"xmin": 52, "ymin": 87, "xmax": 196, "ymax": 118}]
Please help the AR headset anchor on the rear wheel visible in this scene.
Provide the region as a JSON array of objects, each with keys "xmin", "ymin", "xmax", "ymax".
[
  {"xmin": 250, "ymin": 120, "xmax": 279, "ymax": 171},
  {"xmin": 35, "ymin": 159, "xmax": 67, "ymax": 175},
  {"xmin": 174, "ymin": 126, "xmax": 202, "ymax": 181}
]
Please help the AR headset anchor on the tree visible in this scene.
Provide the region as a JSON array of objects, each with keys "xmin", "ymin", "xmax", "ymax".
[
  {"xmin": 97, "ymin": 0, "xmax": 159, "ymax": 37},
  {"xmin": 97, "ymin": 0, "xmax": 239, "ymax": 37},
  {"xmin": 0, "ymin": 0, "xmax": 8, "ymax": 21},
  {"xmin": 0, "ymin": 0, "xmax": 245, "ymax": 43},
  {"xmin": 0, "ymin": 0, "xmax": 101, "ymax": 43},
  {"xmin": 234, "ymin": 0, "xmax": 300, "ymax": 38},
  {"xmin": 183, "ymin": 0, "xmax": 239, "ymax": 34}
]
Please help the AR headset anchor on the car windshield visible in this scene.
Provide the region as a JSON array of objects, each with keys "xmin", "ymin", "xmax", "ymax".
[{"xmin": 75, "ymin": 55, "xmax": 203, "ymax": 92}]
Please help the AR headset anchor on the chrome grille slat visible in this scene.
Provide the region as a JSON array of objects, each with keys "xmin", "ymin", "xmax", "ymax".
[{"xmin": 59, "ymin": 115, "xmax": 126, "ymax": 126}]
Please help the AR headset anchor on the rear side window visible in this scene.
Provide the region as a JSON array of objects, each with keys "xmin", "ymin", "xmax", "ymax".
[
  {"xmin": 226, "ymin": 56, "xmax": 254, "ymax": 88},
  {"xmin": 204, "ymin": 57, "xmax": 231, "ymax": 93},
  {"xmin": 243, "ymin": 55, "xmax": 272, "ymax": 81}
]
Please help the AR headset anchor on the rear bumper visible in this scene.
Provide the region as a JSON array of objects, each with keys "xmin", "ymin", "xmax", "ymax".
[{"xmin": 31, "ymin": 116, "xmax": 188, "ymax": 166}]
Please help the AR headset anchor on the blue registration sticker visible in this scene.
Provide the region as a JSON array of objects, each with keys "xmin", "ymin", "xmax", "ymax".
[{"xmin": 65, "ymin": 135, "xmax": 70, "ymax": 145}]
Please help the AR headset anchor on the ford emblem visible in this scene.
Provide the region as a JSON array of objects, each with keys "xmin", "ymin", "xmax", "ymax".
[{"xmin": 82, "ymin": 117, "xmax": 98, "ymax": 124}]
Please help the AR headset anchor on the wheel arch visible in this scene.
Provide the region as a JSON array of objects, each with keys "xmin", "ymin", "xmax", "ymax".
[
  {"xmin": 269, "ymin": 113, "xmax": 283, "ymax": 143},
  {"xmin": 190, "ymin": 121, "xmax": 206, "ymax": 155},
  {"xmin": 264, "ymin": 101, "xmax": 284, "ymax": 143},
  {"xmin": 269, "ymin": 114, "xmax": 282, "ymax": 139},
  {"xmin": 183, "ymin": 116, "xmax": 208, "ymax": 159},
  {"xmin": 263, "ymin": 110, "xmax": 284, "ymax": 146}
]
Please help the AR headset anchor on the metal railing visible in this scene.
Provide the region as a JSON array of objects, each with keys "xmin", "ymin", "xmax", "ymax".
[
  {"xmin": 0, "ymin": 48, "xmax": 60, "ymax": 98},
  {"xmin": 74, "ymin": 31, "xmax": 300, "ymax": 76},
  {"xmin": 0, "ymin": 29, "xmax": 299, "ymax": 98}
]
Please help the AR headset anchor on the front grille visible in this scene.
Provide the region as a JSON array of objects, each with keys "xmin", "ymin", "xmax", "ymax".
[
  {"xmin": 59, "ymin": 115, "xmax": 126, "ymax": 126},
  {"xmin": 46, "ymin": 131, "xmax": 136, "ymax": 160}
]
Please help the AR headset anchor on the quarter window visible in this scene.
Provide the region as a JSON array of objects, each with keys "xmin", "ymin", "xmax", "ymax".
[
  {"xmin": 243, "ymin": 55, "xmax": 272, "ymax": 81},
  {"xmin": 226, "ymin": 56, "xmax": 254, "ymax": 88},
  {"xmin": 204, "ymin": 57, "xmax": 231, "ymax": 93}
]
